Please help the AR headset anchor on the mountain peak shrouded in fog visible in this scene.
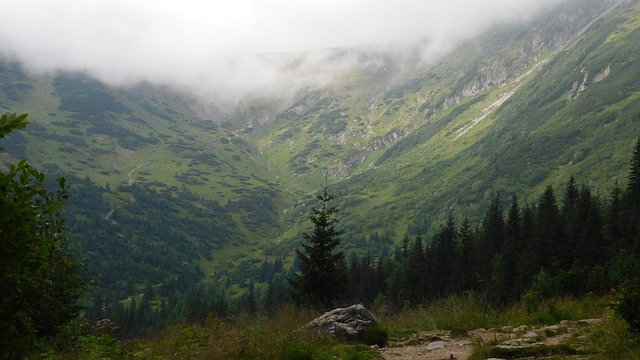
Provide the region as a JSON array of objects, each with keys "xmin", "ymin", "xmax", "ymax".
[{"xmin": 0, "ymin": 0, "xmax": 570, "ymax": 104}]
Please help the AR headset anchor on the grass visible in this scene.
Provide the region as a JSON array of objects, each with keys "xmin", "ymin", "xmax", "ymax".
[
  {"xmin": 380, "ymin": 292, "xmax": 494, "ymax": 338},
  {"xmin": 36, "ymin": 293, "xmax": 640, "ymax": 359},
  {"xmin": 119, "ymin": 305, "xmax": 381, "ymax": 360}
]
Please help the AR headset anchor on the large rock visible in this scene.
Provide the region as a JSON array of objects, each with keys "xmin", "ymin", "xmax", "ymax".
[{"xmin": 304, "ymin": 304, "xmax": 378, "ymax": 340}]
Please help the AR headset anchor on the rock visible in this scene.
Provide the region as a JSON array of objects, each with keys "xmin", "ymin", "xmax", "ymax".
[
  {"xmin": 501, "ymin": 325, "xmax": 514, "ymax": 333},
  {"xmin": 579, "ymin": 318, "xmax": 603, "ymax": 325},
  {"xmin": 304, "ymin": 303, "xmax": 378, "ymax": 341},
  {"xmin": 426, "ymin": 340, "xmax": 446, "ymax": 350}
]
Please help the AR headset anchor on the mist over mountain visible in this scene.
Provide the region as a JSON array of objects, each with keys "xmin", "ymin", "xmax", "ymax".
[
  {"xmin": 1, "ymin": 0, "xmax": 574, "ymax": 105},
  {"xmin": 0, "ymin": 0, "xmax": 639, "ymax": 332}
]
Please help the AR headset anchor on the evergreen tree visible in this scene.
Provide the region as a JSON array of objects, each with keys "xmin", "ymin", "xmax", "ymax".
[
  {"xmin": 454, "ymin": 217, "xmax": 477, "ymax": 291},
  {"xmin": 607, "ymin": 183, "xmax": 627, "ymax": 254},
  {"xmin": 625, "ymin": 139, "xmax": 640, "ymax": 253},
  {"xmin": 627, "ymin": 138, "xmax": 640, "ymax": 208},
  {"xmin": 290, "ymin": 182, "xmax": 346, "ymax": 308},
  {"xmin": 478, "ymin": 194, "xmax": 505, "ymax": 287},
  {"xmin": 560, "ymin": 176, "xmax": 581, "ymax": 268},
  {"xmin": 432, "ymin": 214, "xmax": 457, "ymax": 296},
  {"xmin": 503, "ymin": 195, "xmax": 523, "ymax": 301},
  {"xmin": 575, "ymin": 185, "xmax": 604, "ymax": 267},
  {"xmin": 403, "ymin": 236, "xmax": 426, "ymax": 303},
  {"xmin": 519, "ymin": 204, "xmax": 537, "ymax": 286},
  {"xmin": 534, "ymin": 185, "xmax": 561, "ymax": 272}
]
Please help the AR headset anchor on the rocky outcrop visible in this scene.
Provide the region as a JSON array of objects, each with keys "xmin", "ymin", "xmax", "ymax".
[
  {"xmin": 461, "ymin": 61, "xmax": 510, "ymax": 97},
  {"xmin": 570, "ymin": 64, "xmax": 612, "ymax": 99},
  {"xmin": 327, "ymin": 128, "xmax": 406, "ymax": 178},
  {"xmin": 304, "ymin": 304, "xmax": 379, "ymax": 341},
  {"xmin": 457, "ymin": 1, "xmax": 612, "ymax": 102}
]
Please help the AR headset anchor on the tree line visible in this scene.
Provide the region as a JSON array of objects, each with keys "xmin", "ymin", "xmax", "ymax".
[
  {"xmin": 3, "ymin": 111, "xmax": 640, "ymax": 355},
  {"xmin": 88, "ymin": 139, "xmax": 640, "ymax": 338},
  {"xmin": 286, "ymin": 139, "xmax": 640, "ymax": 313}
]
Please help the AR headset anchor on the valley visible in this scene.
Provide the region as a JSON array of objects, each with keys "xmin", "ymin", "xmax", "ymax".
[{"xmin": 1, "ymin": 0, "xmax": 640, "ymax": 339}]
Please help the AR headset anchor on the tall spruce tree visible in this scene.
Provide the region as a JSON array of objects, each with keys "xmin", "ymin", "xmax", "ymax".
[
  {"xmin": 535, "ymin": 185, "xmax": 561, "ymax": 272},
  {"xmin": 627, "ymin": 138, "xmax": 640, "ymax": 208},
  {"xmin": 290, "ymin": 181, "xmax": 346, "ymax": 308}
]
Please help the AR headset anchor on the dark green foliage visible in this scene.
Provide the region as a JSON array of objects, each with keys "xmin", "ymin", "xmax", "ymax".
[
  {"xmin": 627, "ymin": 138, "xmax": 640, "ymax": 209},
  {"xmin": 360, "ymin": 325, "xmax": 388, "ymax": 347},
  {"xmin": 0, "ymin": 112, "xmax": 28, "ymax": 141},
  {"xmin": 53, "ymin": 75, "xmax": 131, "ymax": 118},
  {"xmin": 290, "ymin": 183, "xmax": 347, "ymax": 308},
  {"xmin": 383, "ymin": 77, "xmax": 427, "ymax": 100},
  {"xmin": 308, "ymin": 108, "xmax": 348, "ymax": 135},
  {"xmin": 611, "ymin": 256, "xmax": 640, "ymax": 333},
  {"xmin": 341, "ymin": 139, "xmax": 640, "ymax": 313},
  {"xmin": 614, "ymin": 280, "xmax": 640, "ymax": 333},
  {"xmin": 0, "ymin": 113, "xmax": 85, "ymax": 358}
]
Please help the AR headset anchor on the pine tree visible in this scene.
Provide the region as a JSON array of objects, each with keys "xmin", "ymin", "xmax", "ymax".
[
  {"xmin": 478, "ymin": 194, "xmax": 505, "ymax": 286},
  {"xmin": 560, "ymin": 176, "xmax": 581, "ymax": 269},
  {"xmin": 503, "ymin": 195, "xmax": 523, "ymax": 301},
  {"xmin": 290, "ymin": 182, "xmax": 346, "ymax": 308},
  {"xmin": 575, "ymin": 185, "xmax": 604, "ymax": 267},
  {"xmin": 606, "ymin": 183, "xmax": 627, "ymax": 253},
  {"xmin": 455, "ymin": 217, "xmax": 476, "ymax": 291},
  {"xmin": 404, "ymin": 236, "xmax": 426, "ymax": 303},
  {"xmin": 432, "ymin": 214, "xmax": 457, "ymax": 296},
  {"xmin": 627, "ymin": 138, "xmax": 640, "ymax": 208},
  {"xmin": 625, "ymin": 139, "xmax": 640, "ymax": 253},
  {"xmin": 535, "ymin": 185, "xmax": 561, "ymax": 272}
]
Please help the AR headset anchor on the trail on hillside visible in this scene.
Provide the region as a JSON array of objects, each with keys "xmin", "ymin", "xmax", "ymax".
[
  {"xmin": 105, "ymin": 161, "xmax": 151, "ymax": 220},
  {"xmin": 128, "ymin": 161, "xmax": 151, "ymax": 186}
]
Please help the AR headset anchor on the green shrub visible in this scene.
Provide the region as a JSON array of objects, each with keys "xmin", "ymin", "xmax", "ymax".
[
  {"xmin": 361, "ymin": 325, "xmax": 389, "ymax": 347},
  {"xmin": 613, "ymin": 282, "xmax": 640, "ymax": 333}
]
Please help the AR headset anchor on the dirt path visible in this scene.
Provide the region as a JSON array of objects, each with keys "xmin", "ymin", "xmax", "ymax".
[
  {"xmin": 105, "ymin": 162, "xmax": 151, "ymax": 220},
  {"xmin": 127, "ymin": 161, "xmax": 151, "ymax": 186},
  {"xmin": 378, "ymin": 319, "xmax": 601, "ymax": 360},
  {"xmin": 380, "ymin": 330, "xmax": 473, "ymax": 360}
]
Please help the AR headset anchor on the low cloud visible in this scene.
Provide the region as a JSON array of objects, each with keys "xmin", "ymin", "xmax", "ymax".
[{"xmin": 0, "ymin": 0, "xmax": 569, "ymax": 105}]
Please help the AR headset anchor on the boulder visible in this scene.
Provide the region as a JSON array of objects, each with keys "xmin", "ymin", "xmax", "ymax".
[{"xmin": 304, "ymin": 303, "xmax": 378, "ymax": 341}]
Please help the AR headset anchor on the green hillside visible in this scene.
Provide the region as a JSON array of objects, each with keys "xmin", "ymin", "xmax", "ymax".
[{"xmin": 1, "ymin": 0, "xmax": 639, "ymax": 311}]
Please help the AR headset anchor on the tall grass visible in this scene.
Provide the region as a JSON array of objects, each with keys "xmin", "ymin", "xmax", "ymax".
[
  {"xmin": 382, "ymin": 292, "xmax": 494, "ymax": 338},
  {"xmin": 382, "ymin": 291, "xmax": 610, "ymax": 339},
  {"xmin": 124, "ymin": 304, "xmax": 380, "ymax": 359},
  {"xmin": 497, "ymin": 292, "xmax": 610, "ymax": 326},
  {"xmin": 38, "ymin": 294, "xmax": 638, "ymax": 359}
]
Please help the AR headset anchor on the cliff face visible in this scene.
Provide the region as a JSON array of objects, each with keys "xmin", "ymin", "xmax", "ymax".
[
  {"xmin": 317, "ymin": 0, "xmax": 619, "ymax": 180},
  {"xmin": 460, "ymin": 0, "xmax": 612, "ymax": 98}
]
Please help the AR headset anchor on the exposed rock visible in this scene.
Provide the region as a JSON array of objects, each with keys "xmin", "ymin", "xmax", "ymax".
[
  {"xmin": 327, "ymin": 128, "xmax": 407, "ymax": 178},
  {"xmin": 593, "ymin": 64, "xmax": 611, "ymax": 83},
  {"xmin": 304, "ymin": 303, "xmax": 379, "ymax": 341},
  {"xmin": 426, "ymin": 341, "xmax": 446, "ymax": 350}
]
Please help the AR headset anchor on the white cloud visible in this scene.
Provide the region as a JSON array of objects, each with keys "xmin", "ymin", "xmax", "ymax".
[{"xmin": 0, "ymin": 0, "xmax": 569, "ymax": 104}]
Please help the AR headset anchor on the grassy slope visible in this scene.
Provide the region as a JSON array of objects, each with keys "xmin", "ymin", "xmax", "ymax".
[
  {"xmin": 1, "ymin": 1, "xmax": 639, "ymax": 297},
  {"xmin": 266, "ymin": 1, "xmax": 640, "ymax": 250}
]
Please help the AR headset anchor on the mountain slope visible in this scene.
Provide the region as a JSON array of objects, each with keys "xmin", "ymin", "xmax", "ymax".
[
  {"xmin": 1, "ymin": 0, "xmax": 639, "ymax": 301},
  {"xmin": 266, "ymin": 0, "xmax": 640, "ymax": 244}
]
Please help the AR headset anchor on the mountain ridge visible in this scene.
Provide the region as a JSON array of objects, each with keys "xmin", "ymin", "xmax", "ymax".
[{"xmin": 1, "ymin": 0, "xmax": 639, "ymax": 300}]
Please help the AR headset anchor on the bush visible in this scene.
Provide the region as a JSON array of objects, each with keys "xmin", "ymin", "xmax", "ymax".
[
  {"xmin": 613, "ymin": 282, "xmax": 640, "ymax": 333},
  {"xmin": 361, "ymin": 325, "xmax": 389, "ymax": 347}
]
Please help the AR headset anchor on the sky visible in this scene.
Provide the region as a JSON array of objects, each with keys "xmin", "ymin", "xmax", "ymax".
[{"xmin": 0, "ymin": 0, "xmax": 569, "ymax": 105}]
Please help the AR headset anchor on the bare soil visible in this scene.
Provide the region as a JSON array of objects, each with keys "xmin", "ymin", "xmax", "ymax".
[{"xmin": 378, "ymin": 319, "xmax": 600, "ymax": 360}]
